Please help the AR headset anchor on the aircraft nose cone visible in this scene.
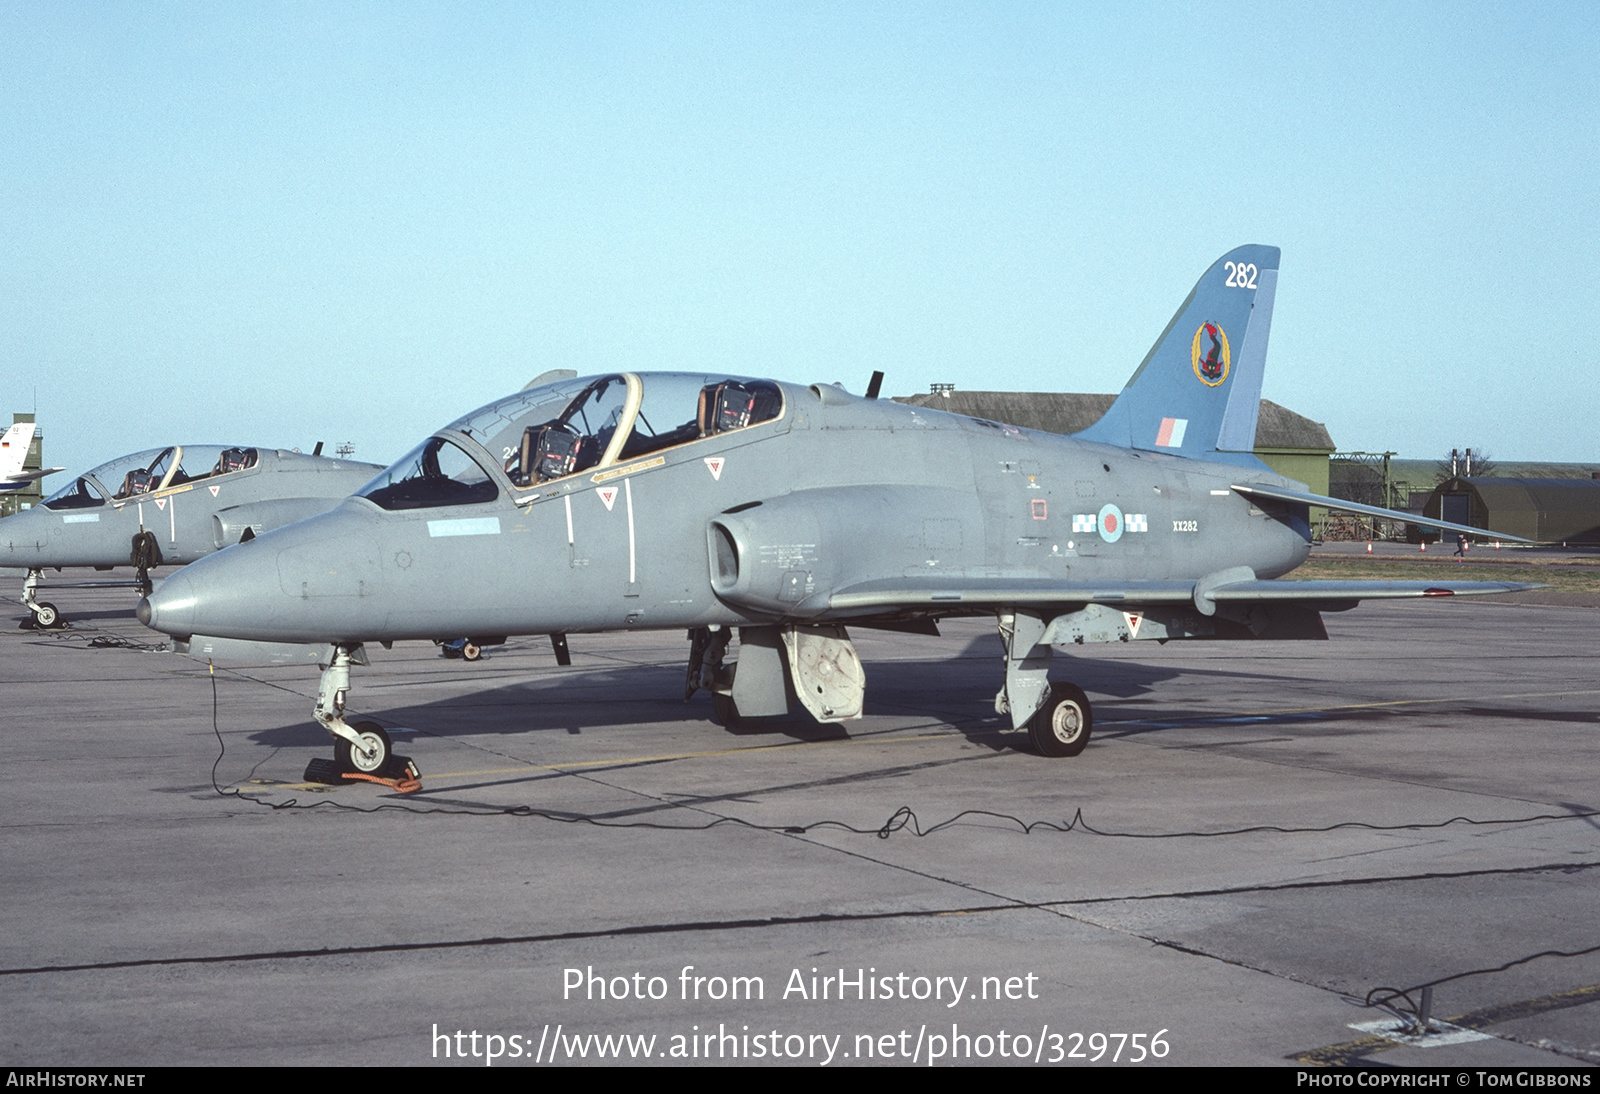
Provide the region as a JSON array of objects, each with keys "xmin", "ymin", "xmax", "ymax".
[
  {"xmin": 0, "ymin": 506, "xmax": 47, "ymax": 550},
  {"xmin": 135, "ymin": 504, "xmax": 390, "ymax": 644},
  {"xmin": 139, "ymin": 569, "xmax": 198, "ymax": 637}
]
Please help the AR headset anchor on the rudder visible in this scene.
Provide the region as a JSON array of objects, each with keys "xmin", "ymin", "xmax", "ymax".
[
  {"xmin": 0, "ymin": 423, "xmax": 35, "ymax": 481},
  {"xmin": 1076, "ymin": 245, "xmax": 1279, "ymax": 458}
]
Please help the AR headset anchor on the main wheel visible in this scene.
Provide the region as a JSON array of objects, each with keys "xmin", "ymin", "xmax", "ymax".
[
  {"xmin": 710, "ymin": 691, "xmax": 743, "ymax": 729},
  {"xmin": 1028, "ymin": 682, "xmax": 1092, "ymax": 757},
  {"xmin": 33, "ymin": 602, "xmax": 60, "ymax": 628},
  {"xmin": 335, "ymin": 720, "xmax": 393, "ymax": 775}
]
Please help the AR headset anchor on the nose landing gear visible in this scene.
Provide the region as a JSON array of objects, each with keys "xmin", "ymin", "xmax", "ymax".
[
  {"xmin": 19, "ymin": 569, "xmax": 65, "ymax": 630},
  {"xmin": 302, "ymin": 644, "xmax": 421, "ymax": 791},
  {"xmin": 18, "ymin": 538, "xmax": 158, "ymax": 630}
]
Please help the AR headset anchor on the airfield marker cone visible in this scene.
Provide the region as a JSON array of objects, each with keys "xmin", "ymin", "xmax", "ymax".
[
  {"xmin": 1495, "ymin": 541, "xmax": 1501, "ymax": 550},
  {"xmin": 1420, "ymin": 541, "xmax": 1426, "ymax": 553},
  {"xmin": 1366, "ymin": 541, "xmax": 1372, "ymax": 554}
]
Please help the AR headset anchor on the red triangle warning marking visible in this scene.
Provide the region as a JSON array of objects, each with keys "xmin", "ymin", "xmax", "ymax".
[
  {"xmin": 596, "ymin": 486, "xmax": 619, "ymax": 511},
  {"xmin": 154, "ymin": 498, "xmax": 166, "ymax": 511},
  {"xmin": 208, "ymin": 485, "xmax": 220, "ymax": 497},
  {"xmin": 704, "ymin": 457, "xmax": 725, "ymax": 481}
]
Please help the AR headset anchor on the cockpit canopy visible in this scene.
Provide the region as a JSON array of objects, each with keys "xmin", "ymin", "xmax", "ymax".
[
  {"xmin": 356, "ymin": 372, "xmax": 784, "ymax": 512},
  {"xmin": 42, "ymin": 446, "xmax": 261, "ymax": 511}
]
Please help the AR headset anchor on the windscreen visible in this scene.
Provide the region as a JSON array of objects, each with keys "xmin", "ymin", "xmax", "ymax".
[
  {"xmin": 71, "ymin": 449, "xmax": 169, "ymax": 500},
  {"xmin": 357, "ymin": 437, "xmax": 499, "ymax": 511},
  {"xmin": 43, "ymin": 445, "xmax": 261, "ymax": 508},
  {"xmin": 42, "ymin": 477, "xmax": 108, "ymax": 510}
]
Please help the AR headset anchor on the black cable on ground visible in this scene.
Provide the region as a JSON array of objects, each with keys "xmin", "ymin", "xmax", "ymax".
[
  {"xmin": 211, "ymin": 791, "xmax": 1600, "ymax": 839},
  {"xmin": 42, "ymin": 627, "xmax": 167, "ymax": 652},
  {"xmin": 208, "ymin": 662, "xmax": 242, "ymax": 799},
  {"xmin": 1365, "ymin": 944, "xmax": 1600, "ymax": 1024},
  {"xmin": 63, "ymin": 632, "xmax": 1600, "ymax": 1034},
  {"xmin": 197, "ymin": 650, "xmax": 1600, "ymax": 835},
  {"xmin": 62, "ymin": 646, "xmax": 1600, "ymax": 1018}
]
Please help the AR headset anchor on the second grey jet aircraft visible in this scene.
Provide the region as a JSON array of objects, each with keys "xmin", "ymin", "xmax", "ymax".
[{"xmin": 3, "ymin": 444, "xmax": 382, "ymax": 627}]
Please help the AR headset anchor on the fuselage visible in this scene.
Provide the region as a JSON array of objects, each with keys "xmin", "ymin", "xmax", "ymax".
[
  {"xmin": 140, "ymin": 376, "xmax": 1312, "ymax": 646},
  {"xmin": 1, "ymin": 446, "xmax": 381, "ymax": 570}
]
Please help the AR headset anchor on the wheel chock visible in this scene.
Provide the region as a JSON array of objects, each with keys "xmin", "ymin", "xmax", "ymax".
[
  {"xmin": 386, "ymin": 754, "xmax": 420, "ymax": 782},
  {"xmin": 18, "ymin": 616, "xmax": 68, "ymax": 631},
  {"xmin": 303, "ymin": 757, "xmax": 344, "ymax": 785},
  {"xmin": 303, "ymin": 755, "xmax": 421, "ymax": 792}
]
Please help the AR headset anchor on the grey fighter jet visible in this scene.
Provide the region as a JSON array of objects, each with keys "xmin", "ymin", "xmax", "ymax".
[
  {"xmin": 139, "ymin": 246, "xmax": 1532, "ymax": 782},
  {"xmin": 3, "ymin": 444, "xmax": 382, "ymax": 627}
]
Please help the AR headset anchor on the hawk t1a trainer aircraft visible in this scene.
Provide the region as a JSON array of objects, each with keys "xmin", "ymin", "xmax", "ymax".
[
  {"xmin": 138, "ymin": 245, "xmax": 1531, "ymax": 781},
  {"xmin": 2, "ymin": 444, "xmax": 382, "ymax": 627}
]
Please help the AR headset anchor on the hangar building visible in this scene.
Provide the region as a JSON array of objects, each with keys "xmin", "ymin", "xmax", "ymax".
[{"xmin": 1422, "ymin": 476, "xmax": 1600, "ymax": 544}]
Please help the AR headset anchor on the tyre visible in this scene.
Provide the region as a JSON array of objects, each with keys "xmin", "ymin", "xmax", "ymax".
[
  {"xmin": 710, "ymin": 691, "xmax": 743, "ymax": 729},
  {"xmin": 1028, "ymin": 682, "xmax": 1092, "ymax": 758},
  {"xmin": 335, "ymin": 720, "xmax": 393, "ymax": 775},
  {"xmin": 34, "ymin": 602, "xmax": 60, "ymax": 628}
]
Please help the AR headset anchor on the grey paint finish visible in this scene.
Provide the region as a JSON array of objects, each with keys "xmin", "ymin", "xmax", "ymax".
[
  {"xmin": 142, "ymin": 383, "xmax": 1323, "ymax": 645},
  {"xmin": 0, "ymin": 447, "xmax": 381, "ymax": 570}
]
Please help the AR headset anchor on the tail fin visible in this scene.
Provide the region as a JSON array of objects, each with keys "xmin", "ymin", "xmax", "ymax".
[
  {"xmin": 1076, "ymin": 245, "xmax": 1279, "ymax": 458},
  {"xmin": 0, "ymin": 423, "xmax": 34, "ymax": 481}
]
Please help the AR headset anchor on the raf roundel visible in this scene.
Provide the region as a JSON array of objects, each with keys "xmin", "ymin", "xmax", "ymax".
[
  {"xmin": 1191, "ymin": 321, "xmax": 1230, "ymax": 387},
  {"xmin": 1097, "ymin": 503, "xmax": 1124, "ymax": 543}
]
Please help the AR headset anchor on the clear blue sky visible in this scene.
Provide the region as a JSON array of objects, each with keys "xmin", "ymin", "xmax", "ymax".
[{"xmin": 3, "ymin": 2, "xmax": 1596, "ymax": 472}]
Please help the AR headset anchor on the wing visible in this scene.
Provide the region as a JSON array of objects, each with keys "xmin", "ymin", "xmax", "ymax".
[
  {"xmin": 827, "ymin": 574, "xmax": 1537, "ymax": 613},
  {"xmin": 1231, "ymin": 482, "xmax": 1532, "ymax": 543},
  {"xmin": 1, "ymin": 466, "xmax": 65, "ymax": 484}
]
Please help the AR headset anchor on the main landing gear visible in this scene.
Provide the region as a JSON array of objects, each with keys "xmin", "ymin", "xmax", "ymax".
[
  {"xmin": 685, "ymin": 626, "xmax": 732, "ymax": 698},
  {"xmin": 18, "ymin": 535, "xmax": 158, "ymax": 629},
  {"xmin": 686, "ymin": 623, "xmax": 867, "ymax": 730},
  {"xmin": 996, "ymin": 610, "xmax": 1094, "ymax": 758},
  {"xmin": 685, "ymin": 625, "xmax": 737, "ymax": 724},
  {"xmin": 302, "ymin": 644, "xmax": 422, "ymax": 791},
  {"xmin": 1028, "ymin": 681, "xmax": 1092, "ymax": 758}
]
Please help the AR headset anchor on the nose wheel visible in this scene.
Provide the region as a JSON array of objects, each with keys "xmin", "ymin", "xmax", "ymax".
[
  {"xmin": 336, "ymin": 721, "xmax": 394, "ymax": 774},
  {"xmin": 304, "ymin": 645, "xmax": 421, "ymax": 790},
  {"xmin": 19, "ymin": 569, "xmax": 66, "ymax": 630}
]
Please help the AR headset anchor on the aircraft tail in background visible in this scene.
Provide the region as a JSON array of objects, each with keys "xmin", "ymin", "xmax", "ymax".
[{"xmin": 0, "ymin": 422, "xmax": 63, "ymax": 489}]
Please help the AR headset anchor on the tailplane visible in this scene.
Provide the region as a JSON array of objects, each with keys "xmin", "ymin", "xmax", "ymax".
[{"xmin": 1076, "ymin": 245, "xmax": 1279, "ymax": 459}]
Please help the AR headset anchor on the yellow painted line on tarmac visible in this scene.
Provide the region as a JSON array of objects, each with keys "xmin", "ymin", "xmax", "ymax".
[
  {"xmin": 1456, "ymin": 979, "xmax": 1600, "ymax": 1029},
  {"xmin": 246, "ymin": 688, "xmax": 1600, "ymax": 793},
  {"xmin": 422, "ymin": 730, "xmax": 969, "ymax": 781},
  {"xmin": 1290, "ymin": 1033, "xmax": 1397, "ymax": 1066},
  {"xmin": 1223, "ymin": 687, "xmax": 1600, "ymax": 721}
]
